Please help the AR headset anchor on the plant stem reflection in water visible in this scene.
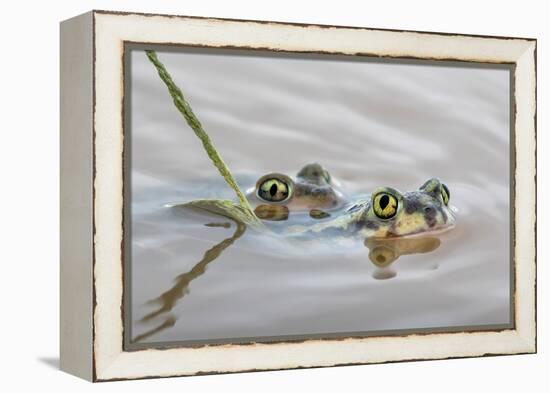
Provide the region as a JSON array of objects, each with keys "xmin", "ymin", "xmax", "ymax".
[{"xmin": 133, "ymin": 219, "xmax": 246, "ymax": 343}]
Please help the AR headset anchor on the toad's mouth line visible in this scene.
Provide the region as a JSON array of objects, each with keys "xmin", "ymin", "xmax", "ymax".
[{"xmin": 388, "ymin": 223, "xmax": 456, "ymax": 239}]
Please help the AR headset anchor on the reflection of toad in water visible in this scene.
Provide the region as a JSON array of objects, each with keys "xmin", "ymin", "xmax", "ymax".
[{"xmin": 365, "ymin": 237, "xmax": 441, "ymax": 280}]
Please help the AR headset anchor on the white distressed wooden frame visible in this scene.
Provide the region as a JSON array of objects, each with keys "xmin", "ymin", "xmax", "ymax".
[{"xmin": 60, "ymin": 10, "xmax": 536, "ymax": 382}]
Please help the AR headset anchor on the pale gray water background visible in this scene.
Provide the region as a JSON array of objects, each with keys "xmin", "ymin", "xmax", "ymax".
[{"xmin": 128, "ymin": 48, "xmax": 511, "ymax": 345}]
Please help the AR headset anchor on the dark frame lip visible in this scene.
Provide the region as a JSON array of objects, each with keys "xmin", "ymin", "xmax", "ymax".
[
  {"xmin": 86, "ymin": 10, "xmax": 537, "ymax": 381},
  {"xmin": 125, "ymin": 326, "xmax": 517, "ymax": 352},
  {"xmin": 122, "ymin": 40, "xmax": 520, "ymax": 65},
  {"xmin": 91, "ymin": 9, "xmax": 538, "ymax": 42},
  {"xmin": 91, "ymin": 11, "xmax": 97, "ymax": 382},
  {"xmin": 121, "ymin": 42, "xmax": 518, "ymax": 352}
]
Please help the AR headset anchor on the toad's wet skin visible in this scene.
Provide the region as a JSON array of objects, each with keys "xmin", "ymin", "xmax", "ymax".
[
  {"xmin": 176, "ymin": 163, "xmax": 456, "ymax": 238},
  {"xmin": 293, "ymin": 179, "xmax": 455, "ymax": 239},
  {"xmin": 246, "ymin": 163, "xmax": 456, "ymax": 239}
]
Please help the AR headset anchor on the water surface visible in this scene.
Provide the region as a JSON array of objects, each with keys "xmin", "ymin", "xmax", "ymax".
[{"xmin": 128, "ymin": 48, "xmax": 511, "ymax": 346}]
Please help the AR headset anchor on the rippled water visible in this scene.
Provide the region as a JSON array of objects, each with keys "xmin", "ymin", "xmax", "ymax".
[{"xmin": 127, "ymin": 47, "xmax": 511, "ymax": 346}]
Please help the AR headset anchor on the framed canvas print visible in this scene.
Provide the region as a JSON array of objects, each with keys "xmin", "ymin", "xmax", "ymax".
[{"xmin": 60, "ymin": 10, "xmax": 537, "ymax": 381}]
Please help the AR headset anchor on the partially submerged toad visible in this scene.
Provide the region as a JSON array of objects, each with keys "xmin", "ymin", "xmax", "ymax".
[
  {"xmin": 179, "ymin": 163, "xmax": 455, "ymax": 239},
  {"xmin": 241, "ymin": 163, "xmax": 455, "ymax": 239}
]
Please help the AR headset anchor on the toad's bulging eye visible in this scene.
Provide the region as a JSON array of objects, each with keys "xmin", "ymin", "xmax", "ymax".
[
  {"xmin": 373, "ymin": 193, "xmax": 398, "ymax": 219},
  {"xmin": 441, "ymin": 183, "xmax": 450, "ymax": 205},
  {"xmin": 257, "ymin": 178, "xmax": 290, "ymax": 202}
]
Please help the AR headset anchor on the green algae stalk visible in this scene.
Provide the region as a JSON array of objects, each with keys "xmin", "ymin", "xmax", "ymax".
[{"xmin": 145, "ymin": 50, "xmax": 262, "ymax": 228}]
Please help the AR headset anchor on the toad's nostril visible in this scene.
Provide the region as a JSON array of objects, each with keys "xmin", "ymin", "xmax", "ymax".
[{"xmin": 424, "ymin": 207, "xmax": 434, "ymax": 213}]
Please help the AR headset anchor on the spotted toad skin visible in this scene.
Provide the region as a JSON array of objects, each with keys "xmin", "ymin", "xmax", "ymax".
[
  {"xmin": 247, "ymin": 164, "xmax": 455, "ymax": 238},
  {"xmin": 287, "ymin": 178, "xmax": 455, "ymax": 238}
]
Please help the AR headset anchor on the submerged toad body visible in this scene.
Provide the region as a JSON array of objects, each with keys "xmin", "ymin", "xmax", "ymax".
[{"xmin": 244, "ymin": 163, "xmax": 456, "ymax": 238}]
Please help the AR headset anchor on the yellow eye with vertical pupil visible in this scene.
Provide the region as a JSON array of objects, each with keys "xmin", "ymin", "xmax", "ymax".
[
  {"xmin": 373, "ymin": 193, "xmax": 398, "ymax": 219},
  {"xmin": 257, "ymin": 178, "xmax": 290, "ymax": 202},
  {"xmin": 441, "ymin": 183, "xmax": 450, "ymax": 205}
]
